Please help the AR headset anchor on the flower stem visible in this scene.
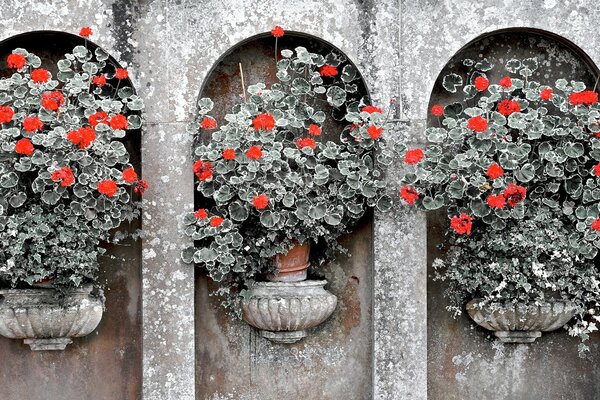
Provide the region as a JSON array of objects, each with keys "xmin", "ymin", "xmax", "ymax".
[{"xmin": 239, "ymin": 63, "xmax": 247, "ymax": 103}]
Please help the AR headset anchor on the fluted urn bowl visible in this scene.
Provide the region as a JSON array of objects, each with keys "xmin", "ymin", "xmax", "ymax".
[
  {"xmin": 0, "ymin": 285, "xmax": 104, "ymax": 350},
  {"xmin": 241, "ymin": 280, "xmax": 337, "ymax": 344},
  {"xmin": 466, "ymin": 299, "xmax": 577, "ymax": 343}
]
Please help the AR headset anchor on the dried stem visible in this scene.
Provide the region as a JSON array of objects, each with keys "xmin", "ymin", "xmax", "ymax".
[
  {"xmin": 239, "ymin": 63, "xmax": 247, "ymax": 103},
  {"xmin": 593, "ymin": 75, "xmax": 600, "ymax": 92}
]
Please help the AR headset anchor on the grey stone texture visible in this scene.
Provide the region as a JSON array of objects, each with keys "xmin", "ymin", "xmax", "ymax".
[{"xmin": 0, "ymin": 0, "xmax": 599, "ymax": 399}]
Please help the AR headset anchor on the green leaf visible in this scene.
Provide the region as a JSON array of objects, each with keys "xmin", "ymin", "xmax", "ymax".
[
  {"xmin": 326, "ymin": 86, "xmax": 346, "ymax": 107},
  {"xmin": 442, "ymin": 73, "xmax": 463, "ymax": 93}
]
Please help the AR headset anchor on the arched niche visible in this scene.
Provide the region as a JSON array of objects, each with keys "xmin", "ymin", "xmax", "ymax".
[
  {"xmin": 426, "ymin": 29, "xmax": 600, "ymax": 400},
  {"xmin": 0, "ymin": 31, "xmax": 141, "ymax": 400},
  {"xmin": 194, "ymin": 32, "xmax": 374, "ymax": 399}
]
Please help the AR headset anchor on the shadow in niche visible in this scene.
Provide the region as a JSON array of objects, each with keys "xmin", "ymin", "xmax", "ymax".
[
  {"xmin": 0, "ymin": 31, "xmax": 142, "ymax": 400},
  {"xmin": 426, "ymin": 29, "xmax": 600, "ymax": 400},
  {"xmin": 194, "ymin": 33, "xmax": 375, "ymax": 400}
]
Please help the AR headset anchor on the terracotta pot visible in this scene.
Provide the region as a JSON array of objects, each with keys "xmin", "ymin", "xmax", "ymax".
[{"xmin": 268, "ymin": 242, "xmax": 310, "ymax": 282}]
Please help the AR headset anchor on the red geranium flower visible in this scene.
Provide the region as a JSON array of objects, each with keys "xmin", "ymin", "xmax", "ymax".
[
  {"xmin": 362, "ymin": 105, "xmax": 382, "ymax": 114},
  {"xmin": 7, "ymin": 53, "xmax": 26, "ymax": 69},
  {"xmin": 194, "ymin": 208, "xmax": 208, "ymax": 220},
  {"xmin": 115, "ymin": 68, "xmax": 128, "ymax": 80},
  {"xmin": 400, "ymin": 186, "xmax": 419, "ymax": 204},
  {"xmin": 296, "ymin": 137, "xmax": 316, "ymax": 149},
  {"xmin": 0, "ymin": 105, "xmax": 14, "ymax": 124},
  {"xmin": 89, "ymin": 111, "xmax": 109, "ymax": 127},
  {"xmin": 271, "ymin": 26, "xmax": 284, "ymax": 37},
  {"xmin": 252, "ymin": 113, "xmax": 275, "ymax": 131},
  {"xmin": 450, "ymin": 213, "xmax": 472, "ymax": 235},
  {"xmin": 23, "ymin": 116, "xmax": 43, "ymax": 133},
  {"xmin": 592, "ymin": 218, "xmax": 600, "ymax": 232},
  {"xmin": 51, "ymin": 167, "xmax": 74, "ymax": 187},
  {"xmin": 246, "ymin": 145, "xmax": 263, "ymax": 160},
  {"xmin": 79, "ymin": 27, "xmax": 93, "ymax": 38},
  {"xmin": 474, "ymin": 76, "xmax": 489, "ymax": 91},
  {"xmin": 110, "ymin": 114, "xmax": 128, "ymax": 130},
  {"xmin": 31, "ymin": 68, "xmax": 50, "ymax": 83},
  {"xmin": 569, "ymin": 90, "xmax": 598, "ymax": 106},
  {"xmin": 405, "ymin": 148, "xmax": 424, "ymax": 164},
  {"xmin": 98, "ymin": 179, "xmax": 118, "ymax": 197},
  {"xmin": 253, "ymin": 194, "xmax": 269, "ymax": 210},
  {"xmin": 222, "ymin": 148, "xmax": 236, "ymax": 160},
  {"xmin": 499, "ymin": 76, "xmax": 512, "ymax": 89},
  {"xmin": 594, "ymin": 162, "xmax": 600, "ymax": 177},
  {"xmin": 467, "ymin": 116, "xmax": 488, "ymax": 132},
  {"xmin": 200, "ymin": 116, "xmax": 217, "ymax": 130},
  {"xmin": 192, "ymin": 160, "xmax": 213, "ymax": 181},
  {"xmin": 92, "ymin": 74, "xmax": 107, "ymax": 87},
  {"xmin": 486, "ymin": 194, "xmax": 506, "ymax": 209},
  {"xmin": 209, "ymin": 216, "xmax": 224, "ymax": 227},
  {"xmin": 41, "ymin": 91, "xmax": 65, "ymax": 111},
  {"xmin": 497, "ymin": 99, "xmax": 521, "ymax": 116},
  {"xmin": 320, "ymin": 65, "xmax": 338, "ymax": 77},
  {"xmin": 134, "ymin": 179, "xmax": 148, "ymax": 195},
  {"xmin": 540, "ymin": 88, "xmax": 553, "ymax": 101},
  {"xmin": 487, "ymin": 163, "xmax": 504, "ymax": 180},
  {"xmin": 67, "ymin": 126, "xmax": 96, "ymax": 149},
  {"xmin": 431, "ymin": 104, "xmax": 444, "ymax": 116},
  {"xmin": 503, "ymin": 183, "xmax": 526, "ymax": 207},
  {"xmin": 122, "ymin": 167, "xmax": 138, "ymax": 183},
  {"xmin": 15, "ymin": 138, "xmax": 34, "ymax": 155},
  {"xmin": 308, "ymin": 124, "xmax": 321, "ymax": 136},
  {"xmin": 367, "ymin": 125, "xmax": 383, "ymax": 139}
]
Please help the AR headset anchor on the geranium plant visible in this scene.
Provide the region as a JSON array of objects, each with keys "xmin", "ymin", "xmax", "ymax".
[
  {"xmin": 182, "ymin": 28, "xmax": 396, "ymax": 309},
  {"xmin": 401, "ymin": 57, "xmax": 600, "ymax": 351},
  {"xmin": 0, "ymin": 28, "xmax": 147, "ymax": 291}
]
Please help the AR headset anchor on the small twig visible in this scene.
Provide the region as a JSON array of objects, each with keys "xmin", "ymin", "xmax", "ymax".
[
  {"xmin": 239, "ymin": 63, "xmax": 247, "ymax": 103},
  {"xmin": 593, "ymin": 75, "xmax": 600, "ymax": 92}
]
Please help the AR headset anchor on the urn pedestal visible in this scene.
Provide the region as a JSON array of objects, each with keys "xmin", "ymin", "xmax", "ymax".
[
  {"xmin": 466, "ymin": 299, "xmax": 577, "ymax": 343},
  {"xmin": 0, "ymin": 285, "xmax": 104, "ymax": 350}
]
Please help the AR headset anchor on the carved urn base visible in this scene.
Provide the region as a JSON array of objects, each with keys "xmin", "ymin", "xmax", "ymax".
[
  {"xmin": 466, "ymin": 299, "xmax": 577, "ymax": 343},
  {"xmin": 241, "ymin": 280, "xmax": 337, "ymax": 344},
  {"xmin": 0, "ymin": 285, "xmax": 104, "ymax": 350}
]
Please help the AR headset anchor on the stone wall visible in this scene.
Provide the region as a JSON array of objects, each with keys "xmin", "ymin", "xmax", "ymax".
[{"xmin": 0, "ymin": 1, "xmax": 599, "ymax": 399}]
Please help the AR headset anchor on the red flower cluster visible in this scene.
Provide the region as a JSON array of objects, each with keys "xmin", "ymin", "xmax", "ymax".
[
  {"xmin": 110, "ymin": 114, "xmax": 128, "ymax": 130},
  {"xmin": 362, "ymin": 105, "xmax": 382, "ymax": 114},
  {"xmin": 246, "ymin": 145, "xmax": 263, "ymax": 160},
  {"xmin": 594, "ymin": 162, "xmax": 600, "ymax": 177},
  {"xmin": 405, "ymin": 148, "xmax": 424, "ymax": 164},
  {"xmin": 79, "ymin": 27, "xmax": 93, "ymax": 38},
  {"xmin": 253, "ymin": 194, "xmax": 269, "ymax": 210},
  {"xmin": 15, "ymin": 138, "xmax": 34, "ymax": 155},
  {"xmin": 431, "ymin": 104, "xmax": 444, "ymax": 116},
  {"xmin": 193, "ymin": 160, "xmax": 213, "ymax": 181},
  {"xmin": 194, "ymin": 208, "xmax": 208, "ymax": 219},
  {"xmin": 487, "ymin": 163, "xmax": 504, "ymax": 180},
  {"xmin": 92, "ymin": 74, "xmax": 107, "ymax": 87},
  {"xmin": 0, "ymin": 105, "xmax": 14, "ymax": 124},
  {"xmin": 115, "ymin": 68, "xmax": 128, "ymax": 80},
  {"xmin": 210, "ymin": 216, "xmax": 224, "ymax": 227},
  {"xmin": 497, "ymin": 99, "xmax": 520, "ymax": 116},
  {"xmin": 467, "ymin": 116, "xmax": 488, "ymax": 132},
  {"xmin": 271, "ymin": 26, "xmax": 284, "ymax": 37},
  {"xmin": 540, "ymin": 88, "xmax": 553, "ymax": 101},
  {"xmin": 134, "ymin": 179, "xmax": 149, "ymax": 195},
  {"xmin": 201, "ymin": 116, "xmax": 217, "ymax": 130},
  {"xmin": 41, "ymin": 91, "xmax": 65, "ymax": 111},
  {"xmin": 367, "ymin": 125, "xmax": 383, "ymax": 139},
  {"xmin": 23, "ymin": 116, "xmax": 43, "ymax": 133},
  {"xmin": 7, "ymin": 53, "xmax": 26, "ymax": 69},
  {"xmin": 122, "ymin": 167, "xmax": 138, "ymax": 183},
  {"xmin": 320, "ymin": 65, "xmax": 338, "ymax": 77},
  {"xmin": 499, "ymin": 76, "xmax": 512, "ymax": 89},
  {"xmin": 51, "ymin": 167, "xmax": 75, "ymax": 187},
  {"xmin": 400, "ymin": 186, "xmax": 419, "ymax": 204},
  {"xmin": 67, "ymin": 126, "xmax": 96, "ymax": 149},
  {"xmin": 31, "ymin": 68, "xmax": 50, "ymax": 84},
  {"xmin": 486, "ymin": 194, "xmax": 505, "ymax": 209},
  {"xmin": 451, "ymin": 213, "xmax": 472, "ymax": 235},
  {"xmin": 503, "ymin": 183, "xmax": 526, "ymax": 207},
  {"xmin": 592, "ymin": 218, "xmax": 600, "ymax": 232},
  {"xmin": 222, "ymin": 148, "xmax": 236, "ymax": 160},
  {"xmin": 98, "ymin": 179, "xmax": 118, "ymax": 197},
  {"xmin": 308, "ymin": 124, "xmax": 321, "ymax": 136},
  {"xmin": 252, "ymin": 113, "xmax": 275, "ymax": 131},
  {"xmin": 474, "ymin": 76, "xmax": 489, "ymax": 91},
  {"xmin": 296, "ymin": 137, "xmax": 316, "ymax": 149},
  {"xmin": 569, "ymin": 90, "xmax": 598, "ymax": 106},
  {"xmin": 89, "ymin": 111, "xmax": 109, "ymax": 127}
]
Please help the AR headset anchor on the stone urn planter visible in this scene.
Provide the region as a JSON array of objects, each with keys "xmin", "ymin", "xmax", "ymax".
[
  {"xmin": 0, "ymin": 285, "xmax": 104, "ymax": 350},
  {"xmin": 466, "ymin": 299, "xmax": 577, "ymax": 343},
  {"xmin": 241, "ymin": 280, "xmax": 337, "ymax": 344}
]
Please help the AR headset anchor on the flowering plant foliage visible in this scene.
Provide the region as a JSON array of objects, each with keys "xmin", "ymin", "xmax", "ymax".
[
  {"xmin": 401, "ymin": 57, "xmax": 600, "ymax": 351},
  {"xmin": 0, "ymin": 33, "xmax": 146, "ymax": 290},
  {"xmin": 182, "ymin": 33, "xmax": 395, "ymax": 309}
]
